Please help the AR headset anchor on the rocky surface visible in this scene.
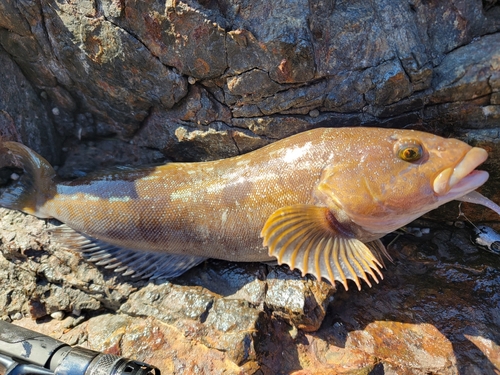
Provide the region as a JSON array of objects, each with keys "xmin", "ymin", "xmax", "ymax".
[
  {"xmin": 1, "ymin": 0, "xmax": 500, "ymax": 374},
  {"xmin": 0, "ymin": 1, "xmax": 499, "ymax": 160},
  {"xmin": 1, "ymin": 210, "xmax": 500, "ymax": 374}
]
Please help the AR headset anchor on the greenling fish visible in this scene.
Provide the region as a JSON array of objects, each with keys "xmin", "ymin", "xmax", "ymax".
[{"xmin": 1, "ymin": 127, "xmax": 500, "ymax": 290}]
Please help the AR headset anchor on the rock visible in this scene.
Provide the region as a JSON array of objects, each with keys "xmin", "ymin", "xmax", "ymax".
[
  {"xmin": 227, "ymin": 69, "xmax": 283, "ymax": 99},
  {"xmin": 202, "ymin": 299, "xmax": 262, "ymax": 365},
  {"xmin": 56, "ymin": 138, "xmax": 165, "ymax": 179},
  {"xmin": 0, "ymin": 46, "xmax": 60, "ymax": 163},
  {"xmin": 265, "ymin": 267, "xmax": 335, "ymax": 332},
  {"xmin": 0, "ymin": 0, "xmax": 188, "ymax": 139},
  {"xmin": 113, "ymin": 0, "xmax": 228, "ymax": 79},
  {"xmin": 0, "ymin": 1, "xmax": 496, "ymax": 160},
  {"xmin": 178, "ymin": 260, "xmax": 268, "ymax": 305},
  {"xmin": 431, "ymin": 34, "xmax": 500, "ymax": 105},
  {"xmin": 364, "ymin": 59, "xmax": 413, "ymax": 107},
  {"xmin": 120, "ymin": 282, "xmax": 214, "ymax": 324}
]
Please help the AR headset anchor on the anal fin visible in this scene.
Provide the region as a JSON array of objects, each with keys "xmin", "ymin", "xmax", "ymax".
[
  {"xmin": 50, "ymin": 225, "xmax": 207, "ymax": 280},
  {"xmin": 261, "ymin": 204, "xmax": 391, "ymax": 291}
]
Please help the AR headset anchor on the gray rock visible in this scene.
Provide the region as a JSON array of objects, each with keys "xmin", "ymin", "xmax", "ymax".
[
  {"xmin": 0, "ymin": 46, "xmax": 59, "ymax": 163},
  {"xmin": 265, "ymin": 267, "xmax": 335, "ymax": 332}
]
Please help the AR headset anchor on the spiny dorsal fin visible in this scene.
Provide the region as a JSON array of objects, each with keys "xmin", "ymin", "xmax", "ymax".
[
  {"xmin": 260, "ymin": 204, "xmax": 391, "ymax": 291},
  {"xmin": 50, "ymin": 225, "xmax": 207, "ymax": 280}
]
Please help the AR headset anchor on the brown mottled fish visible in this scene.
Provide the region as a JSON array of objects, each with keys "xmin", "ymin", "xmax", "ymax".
[{"xmin": 1, "ymin": 127, "xmax": 499, "ymax": 290}]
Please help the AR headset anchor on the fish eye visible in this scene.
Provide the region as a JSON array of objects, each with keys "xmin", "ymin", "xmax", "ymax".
[{"xmin": 397, "ymin": 143, "xmax": 423, "ymax": 162}]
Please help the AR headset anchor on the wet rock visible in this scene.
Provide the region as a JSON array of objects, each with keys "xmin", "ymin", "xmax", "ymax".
[
  {"xmin": 0, "ymin": 46, "xmax": 59, "ymax": 164},
  {"xmin": 0, "ymin": 0, "xmax": 498, "ymax": 170},
  {"xmin": 364, "ymin": 59, "xmax": 413, "ymax": 107},
  {"xmin": 252, "ymin": 80, "xmax": 327, "ymax": 116},
  {"xmin": 179, "ymin": 260, "xmax": 268, "ymax": 305},
  {"xmin": 120, "ymin": 282, "xmax": 214, "ymax": 323},
  {"xmin": 202, "ymin": 299, "xmax": 262, "ymax": 365},
  {"xmin": 431, "ymin": 33, "xmax": 500, "ymax": 105},
  {"xmin": 56, "ymin": 138, "xmax": 165, "ymax": 179},
  {"xmin": 281, "ymin": 224, "xmax": 500, "ymax": 374},
  {"xmin": 227, "ymin": 69, "xmax": 283, "ymax": 99},
  {"xmin": 265, "ymin": 267, "xmax": 335, "ymax": 332}
]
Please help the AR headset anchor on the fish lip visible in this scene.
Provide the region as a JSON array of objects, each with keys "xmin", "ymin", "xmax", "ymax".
[
  {"xmin": 433, "ymin": 147, "xmax": 489, "ymax": 197},
  {"xmin": 446, "ymin": 170, "xmax": 489, "ymax": 195}
]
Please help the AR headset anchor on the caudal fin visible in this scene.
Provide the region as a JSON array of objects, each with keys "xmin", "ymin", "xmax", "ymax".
[{"xmin": 0, "ymin": 141, "xmax": 56, "ymax": 217}]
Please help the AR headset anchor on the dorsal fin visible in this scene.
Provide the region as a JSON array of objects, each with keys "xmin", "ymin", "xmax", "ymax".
[
  {"xmin": 50, "ymin": 225, "xmax": 207, "ymax": 280},
  {"xmin": 261, "ymin": 204, "xmax": 391, "ymax": 290}
]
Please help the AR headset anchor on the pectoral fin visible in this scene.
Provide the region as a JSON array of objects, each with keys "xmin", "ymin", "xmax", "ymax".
[{"xmin": 260, "ymin": 204, "xmax": 391, "ymax": 291}]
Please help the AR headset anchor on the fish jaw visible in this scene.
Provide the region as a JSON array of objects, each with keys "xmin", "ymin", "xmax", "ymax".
[{"xmin": 433, "ymin": 147, "xmax": 489, "ymax": 200}]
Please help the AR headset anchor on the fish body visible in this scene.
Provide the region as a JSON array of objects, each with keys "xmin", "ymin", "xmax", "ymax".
[{"xmin": 1, "ymin": 127, "xmax": 499, "ymax": 290}]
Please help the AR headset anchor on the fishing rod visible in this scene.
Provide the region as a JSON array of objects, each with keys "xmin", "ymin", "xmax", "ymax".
[{"xmin": 0, "ymin": 320, "xmax": 160, "ymax": 375}]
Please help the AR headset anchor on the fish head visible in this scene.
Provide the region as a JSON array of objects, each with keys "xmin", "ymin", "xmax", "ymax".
[{"xmin": 315, "ymin": 128, "xmax": 489, "ymax": 237}]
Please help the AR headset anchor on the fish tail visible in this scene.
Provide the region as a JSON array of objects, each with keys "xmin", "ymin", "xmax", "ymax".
[{"xmin": 0, "ymin": 141, "xmax": 56, "ymax": 217}]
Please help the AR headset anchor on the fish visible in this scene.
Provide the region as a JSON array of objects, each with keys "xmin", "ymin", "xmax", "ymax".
[{"xmin": 1, "ymin": 127, "xmax": 500, "ymax": 291}]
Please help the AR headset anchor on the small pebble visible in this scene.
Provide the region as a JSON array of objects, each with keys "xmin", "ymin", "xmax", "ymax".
[
  {"xmin": 10, "ymin": 173, "xmax": 20, "ymax": 181},
  {"xmin": 11, "ymin": 312, "xmax": 23, "ymax": 321},
  {"xmin": 51, "ymin": 311, "xmax": 65, "ymax": 320},
  {"xmin": 309, "ymin": 109, "xmax": 320, "ymax": 118},
  {"xmin": 52, "ymin": 107, "xmax": 60, "ymax": 116}
]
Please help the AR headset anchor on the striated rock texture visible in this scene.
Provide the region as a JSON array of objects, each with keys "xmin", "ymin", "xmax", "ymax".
[{"xmin": 1, "ymin": 0, "xmax": 500, "ymax": 374}]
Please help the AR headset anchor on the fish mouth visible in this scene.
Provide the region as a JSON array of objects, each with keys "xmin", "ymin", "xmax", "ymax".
[{"xmin": 433, "ymin": 147, "xmax": 489, "ymax": 197}]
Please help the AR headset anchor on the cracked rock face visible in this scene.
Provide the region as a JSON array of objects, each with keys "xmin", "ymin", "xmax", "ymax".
[{"xmin": 1, "ymin": 0, "xmax": 500, "ymax": 373}]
